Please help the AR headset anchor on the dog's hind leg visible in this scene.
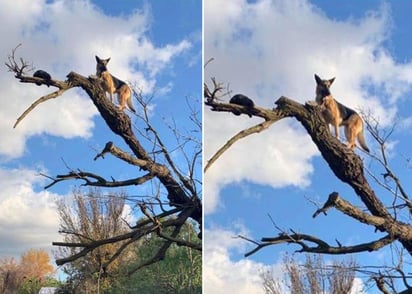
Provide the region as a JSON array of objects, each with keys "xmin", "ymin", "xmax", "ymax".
[
  {"xmin": 344, "ymin": 116, "xmax": 359, "ymax": 150},
  {"xmin": 344, "ymin": 126, "xmax": 356, "ymax": 149}
]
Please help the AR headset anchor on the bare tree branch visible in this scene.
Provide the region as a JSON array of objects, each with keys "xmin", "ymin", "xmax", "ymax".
[
  {"xmin": 205, "ymin": 76, "xmax": 412, "ymax": 290},
  {"xmin": 9, "ymin": 47, "xmax": 202, "ymax": 274},
  {"xmin": 243, "ymin": 233, "xmax": 394, "ymax": 258},
  {"xmin": 204, "ymin": 120, "xmax": 275, "ymax": 172},
  {"xmin": 4, "ymin": 44, "xmax": 34, "ymax": 77},
  {"xmin": 373, "ymin": 276, "xmax": 392, "ymax": 294},
  {"xmin": 13, "ymin": 87, "xmax": 70, "ymax": 128},
  {"xmin": 53, "ymin": 207, "xmax": 198, "ymax": 266},
  {"xmin": 42, "ymin": 170, "xmax": 155, "ymax": 189},
  {"xmin": 203, "ymin": 78, "xmax": 290, "ymax": 172}
]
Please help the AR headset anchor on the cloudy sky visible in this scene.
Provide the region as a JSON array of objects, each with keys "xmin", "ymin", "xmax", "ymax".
[
  {"xmin": 4, "ymin": 0, "xmax": 412, "ymax": 292},
  {"xmin": 0, "ymin": 0, "xmax": 201, "ymax": 271},
  {"xmin": 204, "ymin": 0, "xmax": 412, "ymax": 293}
]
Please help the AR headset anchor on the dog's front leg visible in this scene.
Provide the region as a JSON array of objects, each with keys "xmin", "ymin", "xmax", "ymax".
[{"xmin": 334, "ymin": 124, "xmax": 339, "ymax": 139}]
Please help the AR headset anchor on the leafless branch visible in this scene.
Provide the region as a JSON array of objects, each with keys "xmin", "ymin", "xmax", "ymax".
[
  {"xmin": 13, "ymin": 87, "xmax": 71, "ymax": 128},
  {"xmin": 205, "ymin": 77, "xmax": 412, "ymax": 288},
  {"xmin": 204, "ymin": 119, "xmax": 275, "ymax": 172},
  {"xmin": 53, "ymin": 207, "xmax": 198, "ymax": 266},
  {"xmin": 43, "ymin": 170, "xmax": 155, "ymax": 189},
  {"xmin": 4, "ymin": 44, "xmax": 34, "ymax": 77},
  {"xmin": 9, "ymin": 48, "xmax": 202, "ymax": 273},
  {"xmin": 242, "ymin": 233, "xmax": 394, "ymax": 258},
  {"xmin": 5, "ymin": 45, "xmax": 76, "ymax": 128}
]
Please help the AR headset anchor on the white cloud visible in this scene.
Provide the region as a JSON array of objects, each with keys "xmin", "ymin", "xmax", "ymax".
[
  {"xmin": 204, "ymin": 226, "xmax": 280, "ymax": 294},
  {"xmin": 0, "ymin": 82, "xmax": 96, "ymax": 158},
  {"xmin": 204, "ymin": 0, "xmax": 412, "ymax": 214},
  {"xmin": 121, "ymin": 203, "xmax": 137, "ymax": 225},
  {"xmin": 204, "ymin": 118, "xmax": 317, "ymax": 213},
  {"xmin": 0, "ymin": 167, "xmax": 138, "ymax": 260},
  {"xmin": 0, "ymin": 0, "xmax": 196, "ymax": 267},
  {"xmin": 0, "ymin": 0, "xmax": 192, "ymax": 159},
  {"xmin": 0, "ymin": 167, "xmax": 60, "ymax": 257},
  {"xmin": 205, "ymin": 226, "xmax": 368, "ymax": 294},
  {"xmin": 350, "ymin": 278, "xmax": 367, "ymax": 294}
]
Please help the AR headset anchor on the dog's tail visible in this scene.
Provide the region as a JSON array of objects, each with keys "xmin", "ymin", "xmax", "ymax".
[
  {"xmin": 127, "ymin": 95, "xmax": 136, "ymax": 113},
  {"xmin": 357, "ymin": 129, "xmax": 370, "ymax": 153}
]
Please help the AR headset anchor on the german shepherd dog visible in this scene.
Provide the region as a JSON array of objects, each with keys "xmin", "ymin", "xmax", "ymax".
[
  {"xmin": 314, "ymin": 74, "xmax": 369, "ymax": 152},
  {"xmin": 95, "ymin": 56, "xmax": 135, "ymax": 113}
]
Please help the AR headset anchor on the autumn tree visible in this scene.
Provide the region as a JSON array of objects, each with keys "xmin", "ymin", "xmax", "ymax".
[
  {"xmin": 5, "ymin": 45, "xmax": 202, "ymax": 281},
  {"xmin": 0, "ymin": 250, "xmax": 56, "ymax": 294},
  {"xmin": 20, "ymin": 249, "xmax": 54, "ymax": 280},
  {"xmin": 205, "ymin": 78, "xmax": 412, "ymax": 293}
]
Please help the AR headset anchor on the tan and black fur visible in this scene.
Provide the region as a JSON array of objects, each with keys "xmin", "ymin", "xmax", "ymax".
[
  {"xmin": 314, "ymin": 74, "xmax": 369, "ymax": 152},
  {"xmin": 95, "ymin": 56, "xmax": 135, "ymax": 113}
]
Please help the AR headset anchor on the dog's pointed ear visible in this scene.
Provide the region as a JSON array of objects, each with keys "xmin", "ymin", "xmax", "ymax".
[
  {"xmin": 329, "ymin": 77, "xmax": 335, "ymax": 85},
  {"xmin": 95, "ymin": 56, "xmax": 100, "ymax": 62},
  {"xmin": 314, "ymin": 74, "xmax": 321, "ymax": 84}
]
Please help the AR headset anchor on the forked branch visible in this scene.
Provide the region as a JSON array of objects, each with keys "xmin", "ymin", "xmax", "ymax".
[
  {"xmin": 242, "ymin": 233, "xmax": 394, "ymax": 258},
  {"xmin": 204, "ymin": 78, "xmax": 289, "ymax": 172},
  {"xmin": 41, "ymin": 170, "xmax": 154, "ymax": 189},
  {"xmin": 5, "ymin": 44, "xmax": 34, "ymax": 77},
  {"xmin": 205, "ymin": 76, "xmax": 412, "ymax": 259},
  {"xmin": 8, "ymin": 47, "xmax": 202, "ymax": 271},
  {"xmin": 5, "ymin": 45, "xmax": 73, "ymax": 128}
]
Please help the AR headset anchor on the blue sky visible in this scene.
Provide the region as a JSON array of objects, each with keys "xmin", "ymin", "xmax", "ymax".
[
  {"xmin": 3, "ymin": 0, "xmax": 412, "ymax": 292},
  {"xmin": 0, "ymin": 0, "xmax": 201, "ymax": 272},
  {"xmin": 204, "ymin": 0, "xmax": 412, "ymax": 293}
]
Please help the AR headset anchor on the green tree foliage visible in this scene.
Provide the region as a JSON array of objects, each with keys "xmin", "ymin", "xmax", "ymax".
[
  {"xmin": 110, "ymin": 221, "xmax": 201, "ymax": 293},
  {"xmin": 6, "ymin": 45, "xmax": 202, "ymax": 294}
]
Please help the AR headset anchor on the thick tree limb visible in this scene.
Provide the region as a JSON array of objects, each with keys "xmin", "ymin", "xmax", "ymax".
[
  {"xmin": 53, "ymin": 225, "xmax": 157, "ymax": 265},
  {"xmin": 53, "ymin": 207, "xmax": 197, "ymax": 266},
  {"xmin": 373, "ymin": 276, "xmax": 392, "ymax": 294},
  {"xmin": 65, "ymin": 72, "xmax": 202, "ymax": 224},
  {"xmin": 313, "ymin": 192, "xmax": 412, "ymax": 244},
  {"xmin": 42, "ymin": 170, "xmax": 154, "ymax": 189},
  {"xmin": 206, "ymin": 94, "xmax": 389, "ymax": 219},
  {"xmin": 205, "ymin": 79, "xmax": 412, "ymax": 257},
  {"xmin": 9, "ymin": 48, "xmax": 202, "ymax": 272},
  {"xmin": 312, "ymin": 192, "xmax": 386, "ymax": 227},
  {"xmin": 14, "ymin": 70, "xmax": 202, "ymax": 226},
  {"xmin": 274, "ymin": 97, "xmax": 391, "ymax": 218},
  {"xmin": 243, "ymin": 233, "xmax": 394, "ymax": 258},
  {"xmin": 93, "ymin": 141, "xmax": 150, "ymax": 168}
]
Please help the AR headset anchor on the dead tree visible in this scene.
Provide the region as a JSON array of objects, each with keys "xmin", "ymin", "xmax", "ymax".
[
  {"xmin": 5, "ymin": 45, "xmax": 202, "ymax": 273},
  {"xmin": 205, "ymin": 77, "xmax": 412, "ymax": 293}
]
